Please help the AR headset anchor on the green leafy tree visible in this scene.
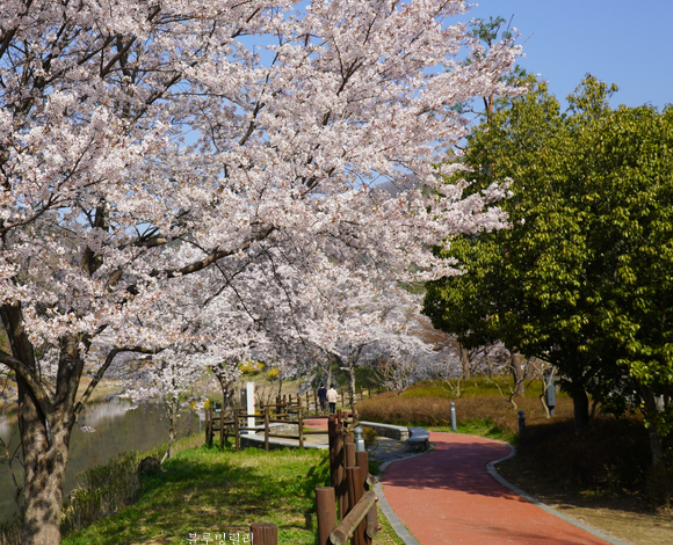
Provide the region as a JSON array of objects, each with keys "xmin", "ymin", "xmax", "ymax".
[{"xmin": 424, "ymin": 75, "xmax": 673, "ymax": 462}]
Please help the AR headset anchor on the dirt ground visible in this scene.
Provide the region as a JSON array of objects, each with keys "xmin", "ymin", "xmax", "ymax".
[{"xmin": 496, "ymin": 455, "xmax": 673, "ymax": 545}]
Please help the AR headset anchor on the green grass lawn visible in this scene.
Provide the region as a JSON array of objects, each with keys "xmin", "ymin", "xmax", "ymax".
[
  {"xmin": 63, "ymin": 446, "xmax": 329, "ymax": 545},
  {"xmin": 401, "ymin": 377, "xmax": 567, "ymax": 399},
  {"xmin": 428, "ymin": 418, "xmax": 517, "ymax": 444},
  {"xmin": 61, "ymin": 444, "xmax": 403, "ymax": 545}
]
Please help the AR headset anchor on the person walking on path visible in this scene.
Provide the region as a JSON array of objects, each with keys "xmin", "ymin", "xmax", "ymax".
[
  {"xmin": 380, "ymin": 432, "xmax": 620, "ymax": 545},
  {"xmin": 326, "ymin": 385, "xmax": 338, "ymax": 414},
  {"xmin": 317, "ymin": 384, "xmax": 327, "ymax": 414}
]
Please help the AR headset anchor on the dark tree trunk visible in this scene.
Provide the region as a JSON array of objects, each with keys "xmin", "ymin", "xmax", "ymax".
[
  {"xmin": 641, "ymin": 387, "xmax": 664, "ymax": 464},
  {"xmin": 348, "ymin": 363, "xmax": 356, "ymax": 415},
  {"xmin": 2, "ymin": 303, "xmax": 83, "ymax": 545},
  {"xmin": 326, "ymin": 363, "xmax": 333, "ymax": 390},
  {"xmin": 213, "ymin": 370, "xmax": 235, "ymax": 411},
  {"xmin": 20, "ymin": 399, "xmax": 73, "ymax": 545},
  {"xmin": 510, "ymin": 353, "xmax": 527, "ymax": 396},
  {"xmin": 648, "ymin": 426, "xmax": 663, "ymax": 465},
  {"xmin": 572, "ymin": 390, "xmax": 590, "ymax": 431},
  {"xmin": 166, "ymin": 396, "xmax": 179, "ymax": 461}
]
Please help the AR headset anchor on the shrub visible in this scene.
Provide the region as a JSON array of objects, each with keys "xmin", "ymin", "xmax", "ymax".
[
  {"xmin": 361, "ymin": 426, "xmax": 378, "ymax": 449},
  {"xmin": 239, "ymin": 360, "xmax": 265, "ymax": 374},
  {"xmin": 60, "ymin": 433, "xmax": 203, "ymax": 536},
  {"xmin": 61, "ymin": 451, "xmax": 140, "ymax": 535},
  {"xmin": 519, "ymin": 416, "xmax": 653, "ymax": 493},
  {"xmin": 0, "ymin": 517, "xmax": 20, "ymax": 545}
]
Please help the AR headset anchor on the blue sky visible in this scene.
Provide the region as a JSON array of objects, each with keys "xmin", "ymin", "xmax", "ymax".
[{"xmin": 461, "ymin": 1, "xmax": 673, "ymax": 110}]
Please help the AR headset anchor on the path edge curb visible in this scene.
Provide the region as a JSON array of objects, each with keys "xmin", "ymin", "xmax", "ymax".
[{"xmin": 487, "ymin": 444, "xmax": 631, "ymax": 545}]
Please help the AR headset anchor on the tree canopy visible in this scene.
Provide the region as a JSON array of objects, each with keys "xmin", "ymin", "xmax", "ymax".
[
  {"xmin": 424, "ymin": 74, "xmax": 673, "ymax": 461},
  {"xmin": 0, "ymin": 2, "xmax": 522, "ymax": 542}
]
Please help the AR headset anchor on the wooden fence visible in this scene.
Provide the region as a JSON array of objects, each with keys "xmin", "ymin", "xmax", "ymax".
[
  {"xmin": 318, "ymin": 411, "xmax": 379, "ymax": 545},
  {"xmin": 205, "ymin": 387, "xmax": 381, "ymax": 450},
  {"xmin": 244, "ymin": 412, "xmax": 380, "ymax": 545}
]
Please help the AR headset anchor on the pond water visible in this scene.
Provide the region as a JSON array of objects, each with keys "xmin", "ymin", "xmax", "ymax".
[{"xmin": 0, "ymin": 399, "xmax": 202, "ymax": 522}]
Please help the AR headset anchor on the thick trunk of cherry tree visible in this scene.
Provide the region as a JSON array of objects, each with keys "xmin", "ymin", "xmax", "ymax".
[
  {"xmin": 212, "ymin": 369, "xmax": 235, "ymax": 411},
  {"xmin": 510, "ymin": 353, "xmax": 527, "ymax": 396},
  {"xmin": 1, "ymin": 304, "xmax": 83, "ymax": 545},
  {"xmin": 348, "ymin": 364, "xmax": 356, "ymax": 414},
  {"xmin": 459, "ymin": 344, "xmax": 471, "ymax": 380},
  {"xmin": 19, "ymin": 395, "xmax": 73, "ymax": 545}
]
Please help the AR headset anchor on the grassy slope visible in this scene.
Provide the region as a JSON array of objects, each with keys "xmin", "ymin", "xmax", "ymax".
[
  {"xmin": 61, "ymin": 444, "xmax": 404, "ymax": 545},
  {"xmin": 63, "ymin": 446, "xmax": 328, "ymax": 545}
]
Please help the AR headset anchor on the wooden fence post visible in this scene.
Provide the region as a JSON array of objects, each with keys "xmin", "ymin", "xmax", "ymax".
[
  {"xmin": 234, "ymin": 408, "xmax": 240, "ymax": 452},
  {"xmin": 345, "ymin": 439, "xmax": 356, "ymax": 469},
  {"xmin": 205, "ymin": 407, "xmax": 211, "ymax": 447},
  {"xmin": 355, "ymin": 452, "xmax": 369, "ymax": 485},
  {"xmin": 264, "ymin": 406, "xmax": 270, "ymax": 452},
  {"xmin": 329, "ymin": 417, "xmax": 347, "ymax": 520},
  {"xmin": 250, "ymin": 523, "xmax": 278, "ymax": 545},
  {"xmin": 316, "ymin": 487, "xmax": 337, "ymax": 545},
  {"xmin": 219, "ymin": 409, "xmax": 224, "ymax": 449},
  {"xmin": 356, "ymin": 451, "xmax": 377, "ymax": 544},
  {"xmin": 346, "ymin": 466, "xmax": 366, "ymax": 545},
  {"xmin": 298, "ymin": 404, "xmax": 304, "ymax": 449}
]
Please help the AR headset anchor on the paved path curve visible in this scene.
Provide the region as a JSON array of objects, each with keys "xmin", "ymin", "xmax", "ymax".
[{"xmin": 380, "ymin": 432, "xmax": 616, "ymax": 545}]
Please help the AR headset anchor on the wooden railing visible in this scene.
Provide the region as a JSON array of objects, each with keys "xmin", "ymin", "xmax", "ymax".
[
  {"xmin": 316, "ymin": 412, "xmax": 379, "ymax": 545},
  {"xmin": 205, "ymin": 388, "xmax": 382, "ymax": 450},
  {"xmin": 234, "ymin": 412, "xmax": 380, "ymax": 545},
  {"xmin": 205, "ymin": 395, "xmax": 330, "ymax": 450}
]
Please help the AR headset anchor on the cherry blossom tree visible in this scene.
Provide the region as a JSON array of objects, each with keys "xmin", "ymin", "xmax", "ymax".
[
  {"xmin": 0, "ymin": 1, "xmax": 521, "ymax": 542},
  {"xmin": 371, "ymin": 313, "xmax": 439, "ymax": 393}
]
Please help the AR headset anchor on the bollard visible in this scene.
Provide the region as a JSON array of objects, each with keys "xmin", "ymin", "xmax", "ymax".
[
  {"xmin": 544, "ymin": 371, "xmax": 556, "ymax": 417},
  {"xmin": 518, "ymin": 410, "xmax": 525, "ymax": 436},
  {"xmin": 450, "ymin": 402, "xmax": 457, "ymax": 432},
  {"xmin": 354, "ymin": 426, "xmax": 365, "ymax": 452}
]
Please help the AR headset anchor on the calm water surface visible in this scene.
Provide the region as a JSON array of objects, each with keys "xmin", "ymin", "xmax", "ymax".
[{"xmin": 0, "ymin": 399, "xmax": 201, "ymax": 522}]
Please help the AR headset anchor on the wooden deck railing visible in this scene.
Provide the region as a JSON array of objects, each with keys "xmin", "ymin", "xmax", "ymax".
[{"xmin": 205, "ymin": 387, "xmax": 381, "ymax": 450}]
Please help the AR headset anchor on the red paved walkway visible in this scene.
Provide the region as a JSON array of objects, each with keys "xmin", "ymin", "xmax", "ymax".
[{"xmin": 381, "ymin": 432, "xmax": 613, "ymax": 545}]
